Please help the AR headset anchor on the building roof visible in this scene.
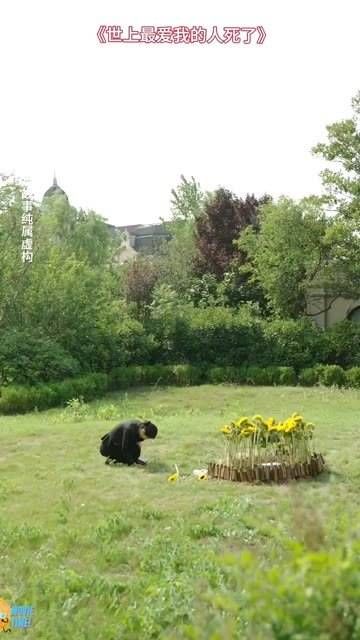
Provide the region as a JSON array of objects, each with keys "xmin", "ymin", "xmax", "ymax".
[
  {"xmin": 106, "ymin": 221, "xmax": 172, "ymax": 260},
  {"xmin": 116, "ymin": 223, "xmax": 170, "ymax": 237},
  {"xmin": 43, "ymin": 175, "xmax": 68, "ymax": 200}
]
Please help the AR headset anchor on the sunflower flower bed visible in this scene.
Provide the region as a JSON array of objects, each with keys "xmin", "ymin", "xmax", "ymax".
[{"xmin": 208, "ymin": 414, "xmax": 325, "ymax": 483}]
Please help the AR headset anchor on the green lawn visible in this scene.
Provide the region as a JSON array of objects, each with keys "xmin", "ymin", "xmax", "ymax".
[{"xmin": 1, "ymin": 384, "xmax": 360, "ymax": 639}]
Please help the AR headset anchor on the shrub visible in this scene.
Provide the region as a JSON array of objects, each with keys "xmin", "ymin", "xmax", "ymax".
[
  {"xmin": 114, "ymin": 319, "xmax": 158, "ymax": 366},
  {"xmin": 96, "ymin": 404, "xmax": 119, "ymax": 420},
  {"xmin": 31, "ymin": 384, "xmax": 60, "ymax": 410},
  {"xmin": 205, "ymin": 366, "xmax": 296, "ymax": 386},
  {"xmin": 170, "ymin": 365, "xmax": 205, "ymax": 386},
  {"xmin": 153, "ymin": 307, "xmax": 267, "ymax": 366},
  {"xmin": 263, "ymin": 319, "xmax": 326, "ymax": 370},
  {"xmin": 0, "ymin": 386, "xmax": 37, "ymax": 414},
  {"xmin": 298, "ymin": 367, "xmax": 319, "ymax": 387},
  {"xmin": 4, "ymin": 313, "xmax": 360, "ymax": 388},
  {"xmin": 62, "ymin": 397, "xmax": 90, "ymax": 422},
  {"xmin": 345, "ymin": 367, "xmax": 360, "ymax": 389},
  {"xmin": 140, "ymin": 365, "xmax": 173, "ymax": 385},
  {"xmin": 148, "ymin": 310, "xmax": 355, "ymax": 371},
  {"xmin": 1, "ymin": 362, "xmax": 359, "ymax": 415},
  {"xmin": 193, "ymin": 541, "xmax": 360, "ymax": 639},
  {"xmin": 206, "ymin": 367, "xmax": 235, "ymax": 384},
  {"xmin": 108, "ymin": 367, "xmax": 141, "ymax": 390},
  {"xmin": 322, "ymin": 320, "xmax": 360, "ymax": 368},
  {"xmin": 270, "ymin": 366, "xmax": 297, "ymax": 386},
  {"xmin": 0, "ymin": 373, "xmax": 110, "ymax": 415},
  {"xmin": 108, "ymin": 364, "xmax": 206, "ymax": 390},
  {"xmin": 316, "ymin": 364, "xmax": 347, "ymax": 388},
  {"xmin": 0, "ymin": 330, "xmax": 80, "ymax": 386},
  {"xmin": 208, "ymin": 366, "xmax": 246, "ymax": 384},
  {"xmin": 233, "ymin": 366, "xmax": 248, "ymax": 383},
  {"xmin": 280, "ymin": 366, "xmax": 297, "ymax": 385},
  {"xmin": 245, "ymin": 366, "xmax": 273, "ymax": 385}
]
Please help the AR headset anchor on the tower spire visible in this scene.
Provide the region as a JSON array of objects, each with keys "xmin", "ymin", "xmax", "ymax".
[{"xmin": 42, "ymin": 173, "xmax": 68, "ymax": 202}]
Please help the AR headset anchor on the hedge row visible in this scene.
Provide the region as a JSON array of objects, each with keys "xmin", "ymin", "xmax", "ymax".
[
  {"xmin": 1, "ymin": 363, "xmax": 360, "ymax": 415},
  {"xmin": 0, "ymin": 373, "xmax": 109, "ymax": 415},
  {"xmin": 111, "ymin": 363, "xmax": 360, "ymax": 390},
  {"xmin": 3, "ymin": 315, "xmax": 360, "ymax": 386},
  {"xmin": 148, "ymin": 313, "xmax": 360, "ymax": 370}
]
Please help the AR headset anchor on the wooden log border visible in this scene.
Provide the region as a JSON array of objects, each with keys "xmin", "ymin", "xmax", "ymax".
[{"xmin": 208, "ymin": 453, "xmax": 326, "ymax": 484}]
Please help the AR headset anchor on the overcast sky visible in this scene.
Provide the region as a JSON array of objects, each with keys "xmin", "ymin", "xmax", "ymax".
[{"xmin": 0, "ymin": 0, "xmax": 359, "ymax": 226}]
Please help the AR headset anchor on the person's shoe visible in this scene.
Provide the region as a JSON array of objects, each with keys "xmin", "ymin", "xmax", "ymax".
[{"xmin": 136, "ymin": 458, "xmax": 147, "ymax": 466}]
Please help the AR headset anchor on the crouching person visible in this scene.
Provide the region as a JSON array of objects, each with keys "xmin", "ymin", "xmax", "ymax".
[{"xmin": 100, "ymin": 419, "xmax": 158, "ymax": 466}]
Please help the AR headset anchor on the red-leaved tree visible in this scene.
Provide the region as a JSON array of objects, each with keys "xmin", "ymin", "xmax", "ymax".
[
  {"xmin": 123, "ymin": 256, "xmax": 159, "ymax": 314},
  {"xmin": 194, "ymin": 189, "xmax": 270, "ymax": 279}
]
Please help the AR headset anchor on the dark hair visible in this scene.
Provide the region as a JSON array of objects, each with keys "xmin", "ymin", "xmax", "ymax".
[{"xmin": 143, "ymin": 421, "xmax": 158, "ymax": 439}]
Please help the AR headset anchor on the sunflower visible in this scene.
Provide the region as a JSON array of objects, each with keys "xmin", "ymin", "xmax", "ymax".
[
  {"xmin": 220, "ymin": 425, "xmax": 232, "ymax": 434},
  {"xmin": 235, "ymin": 417, "xmax": 249, "ymax": 426},
  {"xmin": 265, "ymin": 417, "xmax": 276, "ymax": 428},
  {"xmin": 241, "ymin": 426, "xmax": 257, "ymax": 437},
  {"xmin": 284, "ymin": 424, "xmax": 297, "ymax": 433},
  {"xmin": 281, "ymin": 418, "xmax": 297, "ymax": 431}
]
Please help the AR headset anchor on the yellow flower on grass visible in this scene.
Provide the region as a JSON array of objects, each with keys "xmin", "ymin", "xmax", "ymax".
[
  {"xmin": 220, "ymin": 425, "xmax": 232, "ymax": 434},
  {"xmin": 241, "ymin": 426, "xmax": 257, "ymax": 437},
  {"xmin": 284, "ymin": 424, "xmax": 297, "ymax": 433},
  {"xmin": 167, "ymin": 465, "xmax": 179, "ymax": 483},
  {"xmin": 265, "ymin": 417, "xmax": 276, "ymax": 428},
  {"xmin": 235, "ymin": 417, "xmax": 248, "ymax": 427}
]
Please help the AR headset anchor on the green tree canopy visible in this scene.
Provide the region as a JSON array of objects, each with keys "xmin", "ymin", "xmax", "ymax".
[
  {"xmin": 238, "ymin": 196, "xmax": 360, "ymax": 318},
  {"xmin": 312, "ymin": 91, "xmax": 360, "ymax": 219}
]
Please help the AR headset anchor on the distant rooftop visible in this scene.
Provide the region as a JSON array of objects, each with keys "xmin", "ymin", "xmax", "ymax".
[
  {"xmin": 107, "ymin": 221, "xmax": 171, "ymax": 256},
  {"xmin": 115, "ymin": 222, "xmax": 170, "ymax": 236},
  {"xmin": 43, "ymin": 174, "xmax": 68, "ymax": 201}
]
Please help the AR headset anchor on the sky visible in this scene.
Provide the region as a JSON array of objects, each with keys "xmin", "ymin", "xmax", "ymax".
[{"xmin": 0, "ymin": 0, "xmax": 359, "ymax": 226}]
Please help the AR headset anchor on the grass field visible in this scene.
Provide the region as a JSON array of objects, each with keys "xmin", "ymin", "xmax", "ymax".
[{"xmin": 1, "ymin": 384, "xmax": 360, "ymax": 639}]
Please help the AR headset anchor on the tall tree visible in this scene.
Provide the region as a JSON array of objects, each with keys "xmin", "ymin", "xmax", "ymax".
[
  {"xmin": 0, "ymin": 178, "xmax": 128, "ymax": 370},
  {"xmin": 156, "ymin": 176, "xmax": 205, "ymax": 297},
  {"xmin": 169, "ymin": 174, "xmax": 204, "ymax": 222},
  {"xmin": 0, "ymin": 176, "xmax": 37, "ymax": 328},
  {"xmin": 122, "ymin": 256, "xmax": 159, "ymax": 317},
  {"xmin": 238, "ymin": 196, "xmax": 360, "ymax": 319},
  {"xmin": 312, "ymin": 91, "xmax": 360, "ymax": 219},
  {"xmin": 39, "ymin": 193, "xmax": 122, "ymax": 266},
  {"xmin": 194, "ymin": 189, "xmax": 269, "ymax": 279}
]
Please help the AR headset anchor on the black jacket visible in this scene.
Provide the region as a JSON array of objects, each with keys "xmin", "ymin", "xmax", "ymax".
[{"xmin": 100, "ymin": 419, "xmax": 143, "ymax": 464}]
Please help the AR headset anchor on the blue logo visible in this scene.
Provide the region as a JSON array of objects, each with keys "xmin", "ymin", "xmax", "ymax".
[{"xmin": 0, "ymin": 599, "xmax": 34, "ymax": 632}]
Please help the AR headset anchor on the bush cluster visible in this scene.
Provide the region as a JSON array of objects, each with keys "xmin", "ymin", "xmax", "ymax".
[
  {"xmin": 2, "ymin": 363, "xmax": 360, "ymax": 414},
  {"xmin": 192, "ymin": 540, "xmax": 360, "ymax": 639},
  {"xmin": 150, "ymin": 311, "xmax": 360, "ymax": 370},
  {"xmin": 0, "ymin": 373, "xmax": 108, "ymax": 415},
  {"xmin": 0, "ymin": 330, "xmax": 80, "ymax": 386},
  {"xmin": 3, "ymin": 315, "xmax": 360, "ymax": 388}
]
